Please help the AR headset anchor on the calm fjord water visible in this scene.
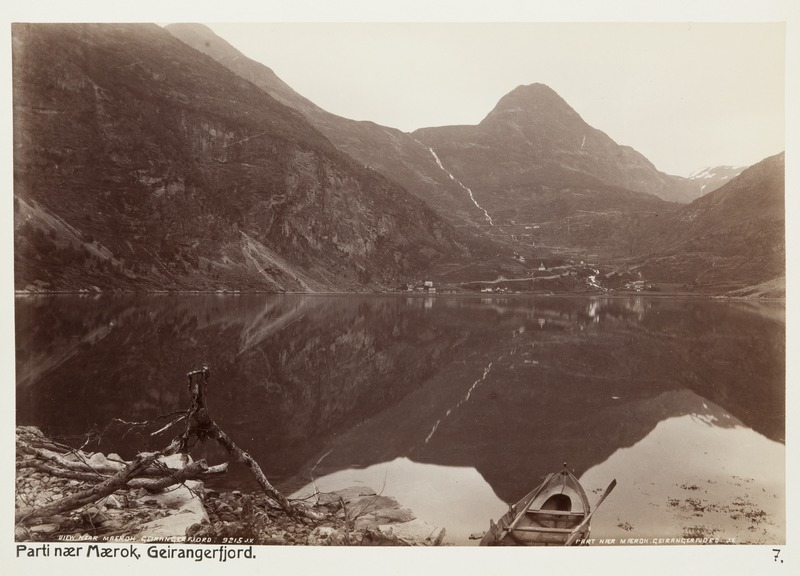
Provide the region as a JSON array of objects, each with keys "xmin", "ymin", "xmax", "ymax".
[{"xmin": 15, "ymin": 294, "xmax": 785, "ymax": 544}]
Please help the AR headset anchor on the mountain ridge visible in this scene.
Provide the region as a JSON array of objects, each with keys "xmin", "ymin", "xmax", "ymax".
[
  {"xmin": 167, "ymin": 24, "xmax": 697, "ymax": 262},
  {"xmin": 166, "ymin": 23, "xmax": 496, "ymax": 237},
  {"xmin": 13, "ymin": 23, "xmax": 474, "ymax": 292},
  {"xmin": 13, "ymin": 23, "xmax": 784, "ymax": 296}
]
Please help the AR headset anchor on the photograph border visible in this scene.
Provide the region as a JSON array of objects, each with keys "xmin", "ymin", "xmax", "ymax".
[{"xmin": 2, "ymin": 1, "xmax": 797, "ymax": 575}]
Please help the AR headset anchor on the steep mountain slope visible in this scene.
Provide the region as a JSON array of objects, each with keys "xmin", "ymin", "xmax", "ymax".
[
  {"xmin": 636, "ymin": 152, "xmax": 785, "ymax": 292},
  {"xmin": 166, "ymin": 24, "xmax": 495, "ymax": 237},
  {"xmin": 13, "ymin": 23, "xmax": 472, "ymax": 292}
]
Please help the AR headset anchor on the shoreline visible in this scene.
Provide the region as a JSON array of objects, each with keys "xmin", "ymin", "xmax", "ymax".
[
  {"xmin": 12, "ymin": 288, "xmax": 785, "ymax": 301},
  {"xmin": 15, "ymin": 427, "xmax": 447, "ymax": 547}
]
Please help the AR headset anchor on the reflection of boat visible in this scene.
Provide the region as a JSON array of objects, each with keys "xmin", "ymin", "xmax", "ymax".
[{"xmin": 480, "ymin": 464, "xmax": 613, "ymax": 546}]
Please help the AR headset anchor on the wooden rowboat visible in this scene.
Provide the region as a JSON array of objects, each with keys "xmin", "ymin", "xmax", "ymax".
[{"xmin": 480, "ymin": 464, "xmax": 615, "ymax": 546}]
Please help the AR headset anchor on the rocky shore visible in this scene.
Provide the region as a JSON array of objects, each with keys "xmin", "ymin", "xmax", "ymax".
[{"xmin": 15, "ymin": 427, "xmax": 447, "ymax": 546}]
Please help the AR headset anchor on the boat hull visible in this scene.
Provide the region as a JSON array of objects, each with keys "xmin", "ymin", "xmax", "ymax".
[{"xmin": 480, "ymin": 468, "xmax": 591, "ymax": 546}]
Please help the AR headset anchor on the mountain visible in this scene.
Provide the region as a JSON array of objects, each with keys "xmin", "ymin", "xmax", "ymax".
[
  {"xmin": 12, "ymin": 23, "xmax": 474, "ymax": 292},
  {"xmin": 688, "ymin": 165, "xmax": 745, "ymax": 196},
  {"xmin": 635, "ymin": 152, "xmax": 785, "ymax": 293},
  {"xmin": 166, "ymin": 25, "xmax": 691, "ymax": 260},
  {"xmin": 166, "ymin": 24, "xmax": 496, "ymax": 237},
  {"xmin": 414, "ymin": 83, "xmax": 698, "ymax": 204},
  {"xmin": 410, "ymin": 84, "xmax": 699, "ymax": 256},
  {"xmin": 15, "ymin": 24, "xmax": 778, "ymax": 295}
]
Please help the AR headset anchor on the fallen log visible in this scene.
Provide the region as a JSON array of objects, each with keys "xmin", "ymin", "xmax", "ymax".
[
  {"xmin": 16, "ymin": 443, "xmax": 193, "ymax": 478},
  {"xmin": 129, "ymin": 460, "xmax": 228, "ymax": 492},
  {"xmin": 17, "ymin": 456, "xmax": 228, "ymax": 489},
  {"xmin": 16, "ymin": 441, "xmax": 179, "ymax": 525}
]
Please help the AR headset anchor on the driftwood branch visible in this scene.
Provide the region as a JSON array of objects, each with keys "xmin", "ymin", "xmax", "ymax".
[
  {"xmin": 16, "ymin": 441, "xmax": 179, "ymax": 525},
  {"xmin": 180, "ymin": 367, "xmax": 320, "ymax": 519},
  {"xmin": 16, "ymin": 365, "xmax": 309, "ymax": 528},
  {"xmin": 130, "ymin": 460, "xmax": 229, "ymax": 492},
  {"xmin": 17, "ymin": 443, "xmax": 190, "ymax": 478},
  {"xmin": 17, "ymin": 456, "xmax": 228, "ymax": 488}
]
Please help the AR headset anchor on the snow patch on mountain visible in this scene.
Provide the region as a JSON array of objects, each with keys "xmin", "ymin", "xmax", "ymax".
[
  {"xmin": 688, "ymin": 165, "xmax": 746, "ymax": 196},
  {"xmin": 689, "ymin": 165, "xmax": 744, "ymax": 180}
]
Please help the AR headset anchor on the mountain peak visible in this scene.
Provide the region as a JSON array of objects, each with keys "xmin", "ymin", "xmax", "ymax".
[
  {"xmin": 482, "ymin": 83, "xmax": 582, "ymax": 126},
  {"xmin": 507, "ymin": 82, "xmax": 561, "ymax": 99}
]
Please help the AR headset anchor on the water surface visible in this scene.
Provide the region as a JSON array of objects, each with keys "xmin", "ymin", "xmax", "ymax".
[{"xmin": 15, "ymin": 294, "xmax": 785, "ymax": 545}]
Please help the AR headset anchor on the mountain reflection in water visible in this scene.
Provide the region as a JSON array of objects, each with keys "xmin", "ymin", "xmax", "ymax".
[{"xmin": 15, "ymin": 294, "xmax": 785, "ymax": 543}]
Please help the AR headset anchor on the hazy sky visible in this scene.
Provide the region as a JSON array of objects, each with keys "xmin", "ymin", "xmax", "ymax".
[{"xmin": 206, "ymin": 22, "xmax": 784, "ymax": 177}]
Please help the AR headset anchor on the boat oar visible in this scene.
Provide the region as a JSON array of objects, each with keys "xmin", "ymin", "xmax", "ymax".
[{"xmin": 564, "ymin": 478, "xmax": 617, "ymax": 546}]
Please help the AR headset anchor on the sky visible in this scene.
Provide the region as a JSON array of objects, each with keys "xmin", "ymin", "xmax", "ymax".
[{"xmin": 205, "ymin": 22, "xmax": 785, "ymax": 176}]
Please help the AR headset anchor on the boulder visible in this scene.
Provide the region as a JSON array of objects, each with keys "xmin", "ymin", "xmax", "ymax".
[
  {"xmin": 349, "ymin": 495, "xmax": 415, "ymax": 530},
  {"xmin": 86, "ymin": 452, "xmax": 123, "ymax": 471},
  {"xmin": 146, "ymin": 480, "xmax": 204, "ymax": 509},
  {"xmin": 136, "ymin": 481, "xmax": 208, "ymax": 540},
  {"xmin": 28, "ymin": 523, "xmax": 61, "ymax": 536},
  {"xmin": 157, "ymin": 453, "xmax": 192, "ymax": 470},
  {"xmin": 307, "ymin": 526, "xmax": 348, "ymax": 546},
  {"xmin": 360, "ymin": 527, "xmax": 408, "ymax": 546},
  {"xmin": 376, "ymin": 519, "xmax": 446, "ymax": 546}
]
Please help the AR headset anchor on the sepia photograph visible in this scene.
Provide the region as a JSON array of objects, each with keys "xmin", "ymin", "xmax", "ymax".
[{"xmin": 4, "ymin": 1, "xmax": 797, "ymax": 575}]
